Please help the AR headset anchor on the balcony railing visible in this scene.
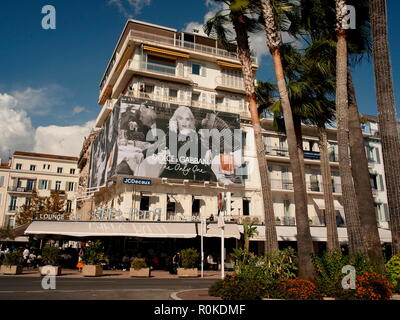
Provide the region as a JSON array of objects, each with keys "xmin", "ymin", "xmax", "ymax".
[
  {"xmin": 269, "ymin": 179, "xmax": 343, "ymax": 193},
  {"xmin": 215, "ymin": 76, "xmax": 245, "ymax": 90},
  {"xmin": 8, "ymin": 186, "xmax": 35, "ymax": 193},
  {"xmin": 265, "ymin": 145, "xmax": 289, "ymax": 157},
  {"xmin": 275, "ymin": 216, "xmax": 296, "ymax": 226}
]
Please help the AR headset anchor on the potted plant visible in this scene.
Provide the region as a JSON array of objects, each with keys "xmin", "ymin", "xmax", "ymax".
[
  {"xmin": 177, "ymin": 248, "xmax": 199, "ymax": 277},
  {"xmin": 81, "ymin": 240, "xmax": 108, "ymax": 277},
  {"xmin": 1, "ymin": 251, "xmax": 23, "ymax": 275},
  {"xmin": 129, "ymin": 258, "xmax": 150, "ymax": 277},
  {"xmin": 39, "ymin": 245, "xmax": 62, "ymax": 276}
]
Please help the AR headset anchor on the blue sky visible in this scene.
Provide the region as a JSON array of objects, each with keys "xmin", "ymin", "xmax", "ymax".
[{"xmin": 0, "ymin": 0, "xmax": 399, "ymax": 157}]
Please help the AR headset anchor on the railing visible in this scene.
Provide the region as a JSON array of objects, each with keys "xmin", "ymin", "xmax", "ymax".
[
  {"xmin": 269, "ymin": 179, "xmax": 342, "ymax": 193},
  {"xmin": 8, "ymin": 206, "xmax": 17, "ymax": 212},
  {"xmin": 275, "ymin": 216, "xmax": 296, "ymax": 226},
  {"xmin": 304, "ymin": 150, "xmax": 321, "ymax": 160},
  {"xmin": 270, "ymin": 179, "xmax": 294, "ymax": 190},
  {"xmin": 309, "ymin": 216, "xmax": 326, "ymax": 226},
  {"xmin": 215, "ymin": 76, "xmax": 245, "ymax": 90},
  {"xmin": 8, "ymin": 186, "xmax": 35, "ymax": 192},
  {"xmin": 265, "ymin": 145, "xmax": 289, "ymax": 157}
]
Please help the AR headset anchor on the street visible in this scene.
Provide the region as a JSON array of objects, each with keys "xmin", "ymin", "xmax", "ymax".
[{"xmin": 0, "ymin": 276, "xmax": 217, "ymax": 300}]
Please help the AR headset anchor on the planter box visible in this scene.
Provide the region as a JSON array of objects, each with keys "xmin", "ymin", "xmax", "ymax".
[
  {"xmin": 177, "ymin": 268, "xmax": 198, "ymax": 277},
  {"xmin": 82, "ymin": 265, "xmax": 103, "ymax": 277},
  {"xmin": 39, "ymin": 266, "xmax": 62, "ymax": 276},
  {"xmin": 129, "ymin": 267, "xmax": 151, "ymax": 277},
  {"xmin": 1, "ymin": 265, "xmax": 23, "ymax": 275}
]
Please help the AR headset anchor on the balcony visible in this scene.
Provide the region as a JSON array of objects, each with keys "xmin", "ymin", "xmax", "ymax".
[
  {"xmin": 265, "ymin": 145, "xmax": 290, "ymax": 157},
  {"xmin": 275, "ymin": 216, "xmax": 296, "ymax": 226},
  {"xmin": 100, "ymin": 29, "xmax": 258, "ymax": 95},
  {"xmin": 8, "ymin": 186, "xmax": 35, "ymax": 193},
  {"xmin": 215, "ymin": 76, "xmax": 246, "ymax": 94},
  {"xmin": 304, "ymin": 150, "xmax": 320, "ymax": 160},
  {"xmin": 269, "ymin": 179, "xmax": 342, "ymax": 194}
]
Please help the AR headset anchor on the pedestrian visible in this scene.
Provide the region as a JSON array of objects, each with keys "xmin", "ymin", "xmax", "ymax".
[
  {"xmin": 171, "ymin": 252, "xmax": 180, "ymax": 274},
  {"xmin": 23, "ymin": 247, "xmax": 30, "ymax": 266},
  {"xmin": 76, "ymin": 247, "xmax": 84, "ymax": 272}
]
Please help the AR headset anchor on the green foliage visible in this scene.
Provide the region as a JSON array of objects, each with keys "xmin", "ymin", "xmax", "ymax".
[
  {"xmin": 214, "ymin": 274, "xmax": 268, "ymax": 300},
  {"xmin": 131, "ymin": 258, "xmax": 147, "ymax": 270},
  {"xmin": 386, "ymin": 254, "xmax": 400, "ymax": 292},
  {"xmin": 352, "ymin": 272, "xmax": 393, "ymax": 300},
  {"xmin": 208, "ymin": 279, "xmax": 225, "ymax": 297},
  {"xmin": 3, "ymin": 251, "xmax": 22, "ymax": 266},
  {"xmin": 312, "ymin": 249, "xmax": 378, "ymax": 298},
  {"xmin": 180, "ymin": 248, "xmax": 199, "ymax": 269},
  {"xmin": 41, "ymin": 246, "xmax": 60, "ymax": 266},
  {"xmin": 232, "ymin": 247, "xmax": 297, "ymax": 283},
  {"xmin": 80, "ymin": 240, "xmax": 109, "ymax": 266},
  {"xmin": 0, "ymin": 227, "xmax": 15, "ymax": 240}
]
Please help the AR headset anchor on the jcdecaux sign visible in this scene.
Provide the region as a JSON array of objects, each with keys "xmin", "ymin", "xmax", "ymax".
[{"xmin": 123, "ymin": 178, "xmax": 152, "ymax": 186}]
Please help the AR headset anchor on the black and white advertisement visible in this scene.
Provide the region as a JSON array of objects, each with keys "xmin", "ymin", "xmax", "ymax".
[{"xmin": 89, "ymin": 96, "xmax": 244, "ymax": 188}]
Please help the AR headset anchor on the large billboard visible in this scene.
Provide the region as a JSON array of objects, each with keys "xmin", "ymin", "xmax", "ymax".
[{"xmin": 89, "ymin": 97, "xmax": 244, "ymax": 188}]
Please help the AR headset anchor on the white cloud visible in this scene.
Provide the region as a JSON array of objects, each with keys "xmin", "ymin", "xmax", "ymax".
[
  {"xmin": 0, "ymin": 93, "xmax": 35, "ymax": 160},
  {"xmin": 33, "ymin": 121, "xmax": 95, "ymax": 157},
  {"xmin": 11, "ymin": 85, "xmax": 65, "ymax": 115},
  {"xmin": 108, "ymin": 0, "xmax": 152, "ymax": 18},
  {"xmin": 72, "ymin": 106, "xmax": 86, "ymax": 115},
  {"xmin": 0, "ymin": 90, "xmax": 95, "ymax": 159}
]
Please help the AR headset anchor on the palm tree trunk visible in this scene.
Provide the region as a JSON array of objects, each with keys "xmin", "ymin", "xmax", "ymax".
[
  {"xmin": 369, "ymin": 0, "xmax": 400, "ymax": 254},
  {"xmin": 231, "ymin": 16, "xmax": 278, "ymax": 253},
  {"xmin": 294, "ymin": 116, "xmax": 306, "ymax": 187},
  {"xmin": 335, "ymin": 1, "xmax": 367, "ymax": 255},
  {"xmin": 261, "ymin": 0, "xmax": 315, "ymax": 279},
  {"xmin": 317, "ymin": 125, "xmax": 340, "ymax": 251},
  {"xmin": 348, "ymin": 71, "xmax": 384, "ymax": 269}
]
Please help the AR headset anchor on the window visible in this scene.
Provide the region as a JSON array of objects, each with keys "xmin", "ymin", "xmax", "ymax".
[
  {"xmin": 16, "ymin": 163, "xmax": 22, "ymax": 170},
  {"xmin": 192, "ymin": 93, "xmax": 200, "ymax": 102},
  {"xmin": 242, "ymin": 132, "xmax": 247, "ymax": 147},
  {"xmin": 370, "ymin": 174, "xmax": 378, "ymax": 190},
  {"xmin": 191, "ymin": 63, "xmax": 201, "ymax": 75},
  {"xmin": 39, "ymin": 180, "xmax": 48, "ymax": 190},
  {"xmin": 25, "ymin": 197, "xmax": 31, "ymax": 206},
  {"xmin": 57, "ymin": 167, "xmax": 63, "ymax": 174},
  {"xmin": 67, "ymin": 182, "xmax": 75, "ymax": 192},
  {"xmin": 192, "ymin": 198, "xmax": 201, "ymax": 216},
  {"xmin": 30, "ymin": 165, "xmax": 36, "ymax": 171},
  {"xmin": 43, "ymin": 164, "xmax": 46, "ymax": 169},
  {"xmin": 169, "ymin": 89, "xmax": 178, "ymax": 98},
  {"xmin": 26, "ymin": 179, "xmax": 35, "ymax": 191},
  {"xmin": 310, "ymin": 173, "xmax": 320, "ymax": 192},
  {"xmin": 70, "ymin": 168, "xmax": 75, "ymax": 174},
  {"xmin": 243, "ymin": 199, "xmax": 250, "ymax": 216},
  {"xmin": 9, "ymin": 196, "xmax": 17, "ymax": 211},
  {"xmin": 284, "ymin": 200, "xmax": 290, "ymax": 217},
  {"xmin": 47, "ymin": 164, "xmax": 51, "ymax": 170},
  {"xmin": 140, "ymin": 196, "xmax": 150, "ymax": 211},
  {"xmin": 0, "ymin": 175, "xmax": 4, "ymax": 187},
  {"xmin": 66, "ymin": 200, "xmax": 72, "ymax": 213},
  {"xmin": 55, "ymin": 181, "xmax": 61, "ymax": 191}
]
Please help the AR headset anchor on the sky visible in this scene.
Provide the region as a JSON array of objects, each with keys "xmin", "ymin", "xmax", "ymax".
[{"xmin": 0, "ymin": 0, "xmax": 399, "ymax": 159}]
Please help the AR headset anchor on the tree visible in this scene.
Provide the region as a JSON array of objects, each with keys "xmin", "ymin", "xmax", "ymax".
[
  {"xmin": 334, "ymin": 0, "xmax": 367, "ymax": 256},
  {"xmin": 369, "ymin": 0, "xmax": 400, "ymax": 254},
  {"xmin": 16, "ymin": 190, "xmax": 43, "ymax": 226},
  {"xmin": 43, "ymin": 191, "xmax": 67, "ymax": 218},
  {"xmin": 299, "ymin": 0, "xmax": 383, "ymax": 268},
  {"xmin": 259, "ymin": 0, "xmax": 315, "ymax": 279},
  {"xmin": 204, "ymin": 0, "xmax": 278, "ymax": 253},
  {"xmin": 243, "ymin": 221, "xmax": 259, "ymax": 252}
]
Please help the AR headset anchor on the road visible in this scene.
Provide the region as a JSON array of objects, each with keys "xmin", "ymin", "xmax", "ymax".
[{"xmin": 0, "ymin": 277, "xmax": 217, "ymax": 300}]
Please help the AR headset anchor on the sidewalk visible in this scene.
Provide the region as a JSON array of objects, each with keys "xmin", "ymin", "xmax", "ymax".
[{"xmin": 0, "ymin": 268, "xmax": 223, "ymax": 279}]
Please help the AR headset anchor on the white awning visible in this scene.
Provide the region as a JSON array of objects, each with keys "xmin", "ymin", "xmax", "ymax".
[
  {"xmin": 203, "ymin": 223, "xmax": 241, "ymax": 239},
  {"xmin": 313, "ymin": 198, "xmax": 343, "ymax": 210},
  {"xmin": 25, "ymin": 221, "xmax": 197, "ymax": 238},
  {"xmin": 240, "ymin": 225, "xmax": 392, "ymax": 243}
]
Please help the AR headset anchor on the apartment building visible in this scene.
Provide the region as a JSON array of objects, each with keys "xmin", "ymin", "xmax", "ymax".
[
  {"xmin": 0, "ymin": 151, "xmax": 79, "ymax": 228},
  {"xmin": 25, "ymin": 19, "xmax": 391, "ymax": 251}
]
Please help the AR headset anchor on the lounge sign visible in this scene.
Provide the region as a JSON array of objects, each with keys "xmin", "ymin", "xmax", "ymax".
[{"xmin": 123, "ymin": 178, "xmax": 152, "ymax": 185}]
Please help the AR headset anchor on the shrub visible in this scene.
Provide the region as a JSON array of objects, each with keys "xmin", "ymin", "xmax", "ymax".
[
  {"xmin": 208, "ymin": 279, "xmax": 224, "ymax": 297},
  {"xmin": 273, "ymin": 279, "xmax": 323, "ymax": 300},
  {"xmin": 386, "ymin": 254, "xmax": 400, "ymax": 292},
  {"xmin": 131, "ymin": 258, "xmax": 147, "ymax": 270},
  {"xmin": 81, "ymin": 240, "xmax": 109, "ymax": 265},
  {"xmin": 352, "ymin": 272, "xmax": 393, "ymax": 300},
  {"xmin": 3, "ymin": 251, "xmax": 23, "ymax": 266},
  {"xmin": 180, "ymin": 248, "xmax": 199, "ymax": 269},
  {"xmin": 216, "ymin": 274, "xmax": 268, "ymax": 300},
  {"xmin": 41, "ymin": 246, "xmax": 60, "ymax": 266},
  {"xmin": 231, "ymin": 247, "xmax": 297, "ymax": 283},
  {"xmin": 312, "ymin": 249, "xmax": 378, "ymax": 298}
]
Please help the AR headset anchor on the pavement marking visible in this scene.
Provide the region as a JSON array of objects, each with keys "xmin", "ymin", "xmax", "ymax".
[{"xmin": 0, "ymin": 288, "xmax": 171, "ymax": 294}]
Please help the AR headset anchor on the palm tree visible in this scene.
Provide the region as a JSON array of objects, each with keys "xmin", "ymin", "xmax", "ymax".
[
  {"xmin": 257, "ymin": 42, "xmax": 340, "ymax": 252},
  {"xmin": 259, "ymin": 0, "xmax": 315, "ymax": 279},
  {"xmin": 204, "ymin": 0, "xmax": 279, "ymax": 253},
  {"xmin": 369, "ymin": 0, "xmax": 400, "ymax": 254},
  {"xmin": 299, "ymin": 0, "xmax": 383, "ymax": 267},
  {"xmin": 243, "ymin": 221, "xmax": 259, "ymax": 252},
  {"xmin": 334, "ymin": 0, "xmax": 367, "ymax": 256}
]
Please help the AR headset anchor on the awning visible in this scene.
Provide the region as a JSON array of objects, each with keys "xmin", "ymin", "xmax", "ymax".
[
  {"xmin": 143, "ymin": 45, "xmax": 190, "ymax": 59},
  {"xmin": 25, "ymin": 221, "xmax": 197, "ymax": 238},
  {"xmin": 313, "ymin": 198, "xmax": 343, "ymax": 210},
  {"xmin": 240, "ymin": 225, "xmax": 392, "ymax": 243},
  {"xmin": 217, "ymin": 61, "xmax": 242, "ymax": 69},
  {"xmin": 203, "ymin": 223, "xmax": 241, "ymax": 240}
]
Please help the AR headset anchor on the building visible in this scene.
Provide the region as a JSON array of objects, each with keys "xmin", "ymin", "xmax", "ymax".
[
  {"xmin": 25, "ymin": 19, "xmax": 392, "ymax": 255},
  {"xmin": 0, "ymin": 151, "xmax": 79, "ymax": 229}
]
